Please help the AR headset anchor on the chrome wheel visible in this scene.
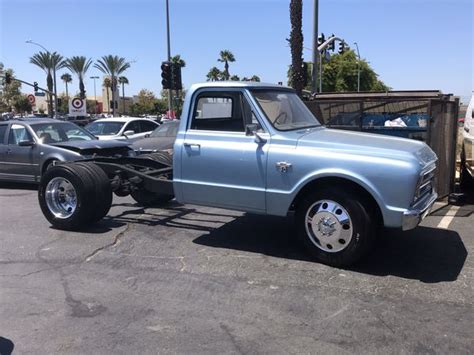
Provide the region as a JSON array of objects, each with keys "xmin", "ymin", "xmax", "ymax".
[
  {"xmin": 45, "ymin": 177, "xmax": 77, "ymax": 219},
  {"xmin": 305, "ymin": 199, "xmax": 353, "ymax": 253}
]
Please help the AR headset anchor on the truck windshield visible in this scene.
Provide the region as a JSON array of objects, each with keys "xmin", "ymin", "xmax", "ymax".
[{"xmin": 251, "ymin": 90, "xmax": 321, "ymax": 131}]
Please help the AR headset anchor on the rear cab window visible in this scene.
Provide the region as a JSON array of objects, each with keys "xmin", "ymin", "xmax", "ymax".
[{"xmin": 190, "ymin": 91, "xmax": 254, "ymax": 132}]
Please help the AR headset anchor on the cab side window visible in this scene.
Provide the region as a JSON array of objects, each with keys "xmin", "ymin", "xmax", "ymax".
[
  {"xmin": 8, "ymin": 124, "xmax": 32, "ymax": 145},
  {"xmin": 191, "ymin": 92, "xmax": 247, "ymax": 132},
  {"xmin": 0, "ymin": 125, "xmax": 7, "ymax": 144}
]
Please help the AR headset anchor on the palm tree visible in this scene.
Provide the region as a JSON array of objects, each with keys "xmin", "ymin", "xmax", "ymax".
[
  {"xmin": 64, "ymin": 56, "xmax": 92, "ymax": 99},
  {"xmin": 206, "ymin": 67, "xmax": 222, "ymax": 82},
  {"xmin": 289, "ymin": 0, "xmax": 304, "ymax": 96},
  {"xmin": 60, "ymin": 73, "xmax": 72, "ymax": 101},
  {"xmin": 230, "ymin": 75, "xmax": 240, "ymax": 81},
  {"xmin": 118, "ymin": 76, "xmax": 129, "ymax": 115},
  {"xmin": 94, "ymin": 55, "xmax": 131, "ymax": 116},
  {"xmin": 30, "ymin": 51, "xmax": 65, "ymax": 117},
  {"xmin": 103, "ymin": 77, "xmax": 112, "ymax": 114},
  {"xmin": 217, "ymin": 50, "xmax": 235, "ymax": 80}
]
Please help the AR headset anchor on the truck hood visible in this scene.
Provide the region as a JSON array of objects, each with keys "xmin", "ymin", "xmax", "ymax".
[{"xmin": 297, "ymin": 127, "xmax": 437, "ymax": 166}]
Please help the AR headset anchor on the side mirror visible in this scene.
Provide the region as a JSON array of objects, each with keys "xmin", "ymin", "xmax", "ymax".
[
  {"xmin": 123, "ymin": 130, "xmax": 135, "ymax": 138},
  {"xmin": 245, "ymin": 123, "xmax": 259, "ymax": 136},
  {"xmin": 18, "ymin": 140, "xmax": 35, "ymax": 147},
  {"xmin": 245, "ymin": 124, "xmax": 266, "ymax": 144}
]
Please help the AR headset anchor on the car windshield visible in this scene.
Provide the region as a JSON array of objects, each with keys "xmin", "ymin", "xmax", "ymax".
[
  {"xmin": 150, "ymin": 122, "xmax": 179, "ymax": 138},
  {"xmin": 86, "ymin": 121, "xmax": 125, "ymax": 136},
  {"xmin": 251, "ymin": 90, "xmax": 321, "ymax": 131},
  {"xmin": 30, "ymin": 122, "xmax": 96, "ymax": 143}
]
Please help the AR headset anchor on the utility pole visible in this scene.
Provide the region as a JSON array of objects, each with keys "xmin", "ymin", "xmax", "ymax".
[
  {"xmin": 165, "ymin": 0, "xmax": 172, "ymax": 115},
  {"xmin": 353, "ymin": 42, "xmax": 361, "ymax": 92},
  {"xmin": 26, "ymin": 40, "xmax": 58, "ymax": 118},
  {"xmin": 311, "ymin": 0, "xmax": 319, "ymax": 94},
  {"xmin": 90, "ymin": 76, "xmax": 99, "ymax": 114},
  {"xmin": 319, "ymin": 50, "xmax": 323, "ymax": 93}
]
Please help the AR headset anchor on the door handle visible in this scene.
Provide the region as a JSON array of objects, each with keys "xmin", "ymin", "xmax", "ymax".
[{"xmin": 184, "ymin": 143, "xmax": 200, "ymax": 148}]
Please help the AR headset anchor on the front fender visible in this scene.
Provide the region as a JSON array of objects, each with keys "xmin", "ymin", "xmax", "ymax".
[{"xmin": 266, "ymin": 167, "xmax": 416, "ymax": 228}]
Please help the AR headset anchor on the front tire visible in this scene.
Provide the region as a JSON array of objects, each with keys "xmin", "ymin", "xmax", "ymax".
[{"xmin": 296, "ymin": 187, "xmax": 376, "ymax": 267}]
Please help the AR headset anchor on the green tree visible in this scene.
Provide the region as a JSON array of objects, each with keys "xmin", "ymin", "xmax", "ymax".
[
  {"xmin": 94, "ymin": 55, "xmax": 131, "ymax": 116},
  {"xmin": 287, "ymin": 51, "xmax": 389, "ymax": 93},
  {"xmin": 13, "ymin": 96, "xmax": 32, "ymax": 116},
  {"xmin": 58, "ymin": 93, "xmax": 69, "ymax": 113},
  {"xmin": 230, "ymin": 75, "xmax": 240, "ymax": 81},
  {"xmin": 130, "ymin": 89, "xmax": 158, "ymax": 115},
  {"xmin": 30, "ymin": 51, "xmax": 65, "ymax": 116},
  {"xmin": 60, "ymin": 73, "xmax": 72, "ymax": 101},
  {"xmin": 103, "ymin": 77, "xmax": 112, "ymax": 114},
  {"xmin": 289, "ymin": 0, "xmax": 304, "ymax": 96},
  {"xmin": 64, "ymin": 56, "xmax": 92, "ymax": 99},
  {"xmin": 206, "ymin": 67, "xmax": 222, "ymax": 81},
  {"xmin": 218, "ymin": 50, "xmax": 235, "ymax": 80},
  {"xmin": 118, "ymin": 76, "xmax": 129, "ymax": 114},
  {"xmin": 0, "ymin": 66, "xmax": 22, "ymax": 112}
]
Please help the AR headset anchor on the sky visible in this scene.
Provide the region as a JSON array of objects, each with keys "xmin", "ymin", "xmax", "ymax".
[{"xmin": 0, "ymin": 0, "xmax": 473, "ymax": 103}]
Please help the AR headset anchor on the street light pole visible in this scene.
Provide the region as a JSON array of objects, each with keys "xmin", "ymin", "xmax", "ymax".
[
  {"xmin": 26, "ymin": 40, "xmax": 58, "ymax": 118},
  {"xmin": 353, "ymin": 42, "xmax": 361, "ymax": 92},
  {"xmin": 90, "ymin": 76, "xmax": 99, "ymax": 114},
  {"xmin": 165, "ymin": 0, "xmax": 172, "ymax": 115},
  {"xmin": 311, "ymin": 0, "xmax": 319, "ymax": 94}
]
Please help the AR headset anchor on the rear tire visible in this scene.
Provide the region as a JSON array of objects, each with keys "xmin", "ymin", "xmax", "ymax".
[
  {"xmin": 38, "ymin": 162, "xmax": 112, "ymax": 230},
  {"xmin": 296, "ymin": 187, "xmax": 376, "ymax": 267}
]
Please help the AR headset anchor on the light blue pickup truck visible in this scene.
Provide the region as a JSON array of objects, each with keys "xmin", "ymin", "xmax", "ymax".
[{"xmin": 38, "ymin": 82, "xmax": 438, "ymax": 266}]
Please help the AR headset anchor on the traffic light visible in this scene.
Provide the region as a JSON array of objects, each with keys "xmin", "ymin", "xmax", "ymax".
[
  {"xmin": 161, "ymin": 61, "xmax": 172, "ymax": 90},
  {"xmin": 328, "ymin": 34, "xmax": 335, "ymax": 51},
  {"xmin": 317, "ymin": 33, "xmax": 325, "ymax": 46},
  {"xmin": 171, "ymin": 63, "xmax": 182, "ymax": 90},
  {"xmin": 33, "ymin": 82, "xmax": 39, "ymax": 92},
  {"xmin": 4, "ymin": 72, "xmax": 12, "ymax": 84},
  {"xmin": 338, "ymin": 41, "xmax": 346, "ymax": 54}
]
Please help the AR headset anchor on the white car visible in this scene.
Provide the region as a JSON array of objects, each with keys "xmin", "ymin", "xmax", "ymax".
[
  {"xmin": 461, "ymin": 93, "xmax": 474, "ymax": 188},
  {"xmin": 85, "ymin": 117, "xmax": 159, "ymax": 141}
]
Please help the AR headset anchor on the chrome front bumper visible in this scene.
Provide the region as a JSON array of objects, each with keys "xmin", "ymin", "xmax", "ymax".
[{"xmin": 402, "ymin": 191, "xmax": 438, "ymax": 231}]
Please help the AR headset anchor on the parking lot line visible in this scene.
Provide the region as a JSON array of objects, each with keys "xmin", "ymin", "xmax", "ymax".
[{"xmin": 436, "ymin": 205, "xmax": 460, "ymax": 229}]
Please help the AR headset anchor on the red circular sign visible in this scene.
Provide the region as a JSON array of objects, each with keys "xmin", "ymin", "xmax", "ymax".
[
  {"xmin": 71, "ymin": 98, "xmax": 84, "ymax": 109},
  {"xmin": 27, "ymin": 94, "xmax": 35, "ymax": 104}
]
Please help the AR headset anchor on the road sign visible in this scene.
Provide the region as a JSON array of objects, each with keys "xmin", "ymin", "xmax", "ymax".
[
  {"xmin": 69, "ymin": 97, "xmax": 86, "ymax": 117},
  {"xmin": 27, "ymin": 94, "xmax": 36, "ymax": 105},
  {"xmin": 34, "ymin": 92, "xmax": 45, "ymax": 97}
]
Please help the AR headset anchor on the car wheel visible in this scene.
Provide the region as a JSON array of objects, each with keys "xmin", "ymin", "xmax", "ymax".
[
  {"xmin": 296, "ymin": 187, "xmax": 376, "ymax": 267},
  {"xmin": 38, "ymin": 162, "xmax": 112, "ymax": 230}
]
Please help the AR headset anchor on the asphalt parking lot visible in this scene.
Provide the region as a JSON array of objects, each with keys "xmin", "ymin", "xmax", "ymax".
[{"xmin": 0, "ymin": 184, "xmax": 473, "ymax": 354}]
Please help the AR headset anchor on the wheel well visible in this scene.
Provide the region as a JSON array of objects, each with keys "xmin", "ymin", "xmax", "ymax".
[
  {"xmin": 41, "ymin": 158, "xmax": 59, "ymax": 175},
  {"xmin": 291, "ymin": 177, "xmax": 384, "ymax": 226}
]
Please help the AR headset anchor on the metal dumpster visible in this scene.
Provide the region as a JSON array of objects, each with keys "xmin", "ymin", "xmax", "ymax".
[{"xmin": 305, "ymin": 91, "xmax": 460, "ymax": 198}]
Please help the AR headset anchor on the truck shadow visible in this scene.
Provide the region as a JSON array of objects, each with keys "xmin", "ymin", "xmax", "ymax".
[
  {"xmin": 102, "ymin": 203, "xmax": 467, "ymax": 283},
  {"xmin": 192, "ymin": 213, "xmax": 467, "ymax": 283}
]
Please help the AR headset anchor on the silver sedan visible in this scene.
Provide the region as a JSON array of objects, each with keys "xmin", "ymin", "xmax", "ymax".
[{"xmin": 0, "ymin": 118, "xmax": 133, "ymax": 183}]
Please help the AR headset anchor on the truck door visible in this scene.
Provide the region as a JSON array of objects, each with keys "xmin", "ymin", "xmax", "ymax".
[
  {"xmin": 180, "ymin": 90, "xmax": 269, "ymax": 212},
  {"xmin": 4, "ymin": 123, "xmax": 40, "ymax": 182}
]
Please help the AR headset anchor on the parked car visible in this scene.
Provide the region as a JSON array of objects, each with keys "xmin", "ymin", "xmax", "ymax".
[
  {"xmin": 85, "ymin": 117, "xmax": 159, "ymax": 141},
  {"xmin": 0, "ymin": 118, "xmax": 134, "ymax": 183},
  {"xmin": 461, "ymin": 93, "xmax": 474, "ymax": 189},
  {"xmin": 38, "ymin": 82, "xmax": 438, "ymax": 267},
  {"xmin": 132, "ymin": 120, "xmax": 179, "ymax": 154}
]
